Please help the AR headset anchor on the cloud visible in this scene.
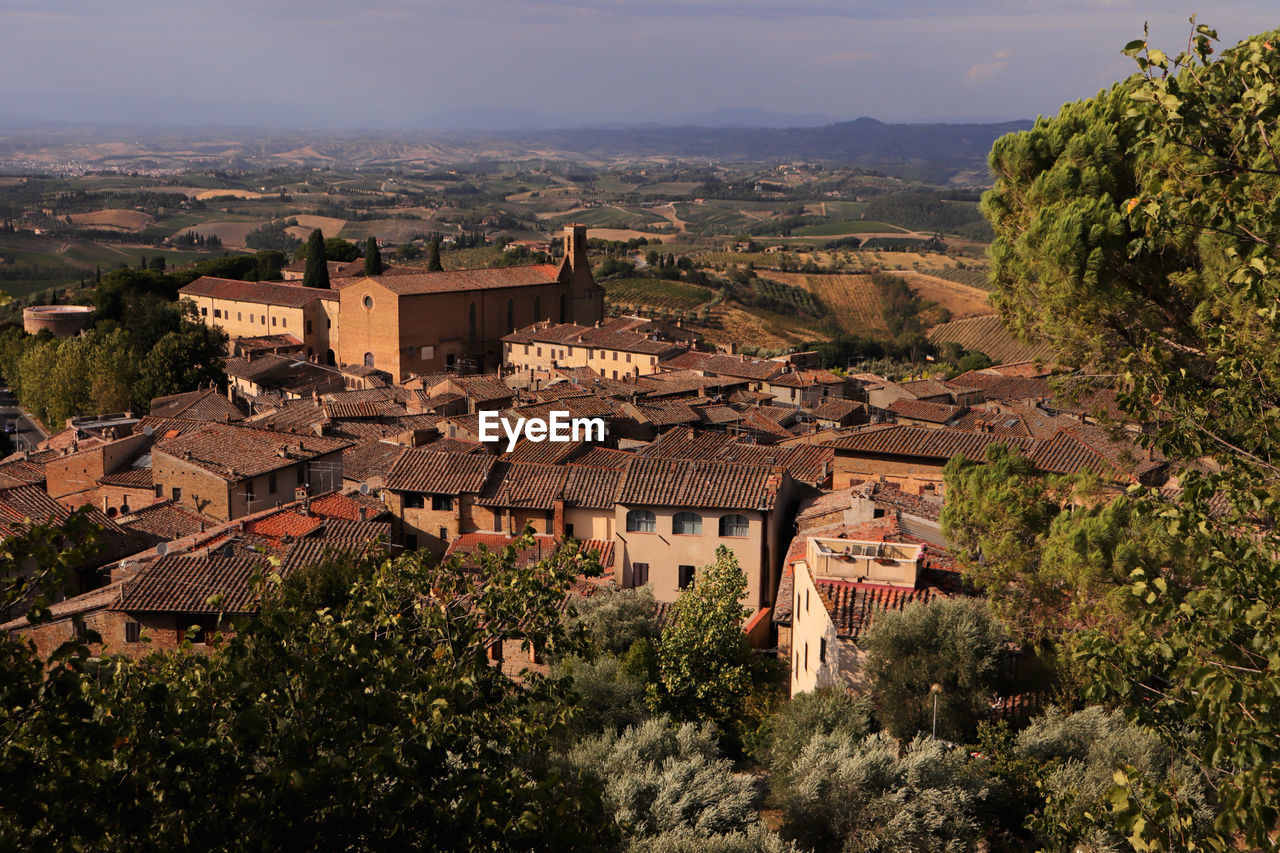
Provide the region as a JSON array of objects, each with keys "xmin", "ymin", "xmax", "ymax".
[
  {"xmin": 965, "ymin": 49, "xmax": 1012, "ymax": 82},
  {"xmin": 813, "ymin": 50, "xmax": 878, "ymax": 65}
]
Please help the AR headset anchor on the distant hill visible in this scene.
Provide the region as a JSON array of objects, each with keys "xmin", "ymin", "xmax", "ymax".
[{"xmin": 0, "ymin": 118, "xmax": 1032, "ymax": 183}]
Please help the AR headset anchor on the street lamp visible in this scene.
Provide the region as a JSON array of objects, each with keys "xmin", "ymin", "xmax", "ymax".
[{"xmin": 930, "ymin": 683, "xmax": 943, "ymax": 739}]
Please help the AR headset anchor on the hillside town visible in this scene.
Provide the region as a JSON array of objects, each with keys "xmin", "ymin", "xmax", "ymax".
[{"xmin": 3, "ymin": 224, "xmax": 1167, "ymax": 705}]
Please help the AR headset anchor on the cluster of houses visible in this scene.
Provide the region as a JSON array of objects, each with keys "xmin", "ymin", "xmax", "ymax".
[{"xmin": 3, "ymin": 233, "xmax": 1170, "ymax": 697}]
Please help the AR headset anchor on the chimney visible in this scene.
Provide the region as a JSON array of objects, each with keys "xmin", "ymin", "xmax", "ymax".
[
  {"xmin": 552, "ymin": 498, "xmax": 566, "ymax": 537},
  {"xmin": 358, "ymin": 506, "xmax": 368, "ymax": 523}
]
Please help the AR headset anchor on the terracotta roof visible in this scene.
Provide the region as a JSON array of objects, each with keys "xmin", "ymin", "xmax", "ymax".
[
  {"xmin": 116, "ymin": 550, "xmax": 269, "ymax": 614},
  {"xmin": 322, "ymin": 387, "xmax": 415, "ymax": 405},
  {"xmin": 767, "ymin": 368, "xmax": 846, "ymax": 389},
  {"xmin": 444, "ymin": 532, "xmax": 615, "ymax": 570},
  {"xmin": 149, "ymin": 388, "xmax": 247, "ymax": 423},
  {"xmin": 118, "ymin": 501, "xmax": 215, "ymax": 541},
  {"xmin": 817, "ymin": 578, "xmax": 948, "ymax": 640},
  {"xmin": 571, "ymin": 446, "xmax": 635, "ymax": 470},
  {"xmin": 154, "ymin": 423, "xmax": 352, "ymax": 482},
  {"xmin": 636, "ymin": 370, "xmax": 741, "ymax": 397},
  {"xmin": 692, "ymin": 403, "xmax": 743, "ymax": 426},
  {"xmin": 341, "ymin": 441, "xmax": 406, "ymax": 484},
  {"xmin": 132, "ymin": 416, "xmax": 209, "ymax": 440},
  {"xmin": 0, "ymin": 450, "xmax": 59, "ymax": 485},
  {"xmin": 339, "ymin": 264, "xmax": 561, "ymax": 295},
  {"xmin": 501, "ymin": 438, "xmax": 588, "ymax": 465},
  {"xmin": 660, "ymin": 350, "xmax": 783, "ymax": 382},
  {"xmin": 383, "ymin": 448, "xmax": 495, "ymax": 494},
  {"xmin": 477, "ymin": 462, "xmax": 568, "ymax": 509},
  {"xmin": 322, "ymin": 400, "xmax": 405, "ymax": 419},
  {"xmin": 448, "ymin": 374, "xmax": 515, "ymax": 403},
  {"xmin": 618, "ymin": 458, "xmax": 782, "ymax": 511},
  {"xmin": 224, "ymin": 354, "xmax": 346, "ymax": 398},
  {"xmin": 181, "ymin": 276, "xmax": 338, "ymax": 307},
  {"xmin": 562, "ymin": 464, "xmax": 624, "ymax": 508},
  {"xmin": 897, "ymin": 378, "xmax": 958, "ymax": 401},
  {"xmin": 307, "ymin": 490, "xmax": 388, "ymax": 521},
  {"xmin": 717, "ymin": 444, "xmax": 834, "ymax": 487},
  {"xmin": 634, "ymin": 399, "xmax": 700, "ymax": 427},
  {"xmin": 824, "ymin": 424, "xmax": 1034, "ymax": 461},
  {"xmin": 949, "ymin": 370, "xmax": 1052, "ymax": 402},
  {"xmin": 807, "ymin": 398, "xmax": 864, "ymax": 422},
  {"xmin": 1029, "ymin": 426, "xmax": 1165, "ymax": 484},
  {"xmin": 98, "ymin": 467, "xmax": 153, "ymax": 489},
  {"xmin": 0, "ymin": 485, "xmax": 150, "ymax": 563},
  {"xmin": 640, "ymin": 428, "xmax": 740, "ymax": 460},
  {"xmin": 504, "ymin": 319, "xmax": 682, "ymax": 357},
  {"xmin": 887, "ymin": 398, "xmax": 965, "ymax": 424}
]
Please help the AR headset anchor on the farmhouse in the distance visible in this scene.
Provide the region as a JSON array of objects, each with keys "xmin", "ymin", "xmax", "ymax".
[{"xmin": 181, "ymin": 225, "xmax": 604, "ymax": 379}]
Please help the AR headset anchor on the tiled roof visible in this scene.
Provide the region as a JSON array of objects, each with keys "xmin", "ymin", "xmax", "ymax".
[
  {"xmin": 307, "ymin": 490, "xmax": 388, "ymax": 521},
  {"xmin": 562, "ymin": 464, "xmax": 624, "ymax": 508},
  {"xmin": 132, "ymin": 416, "xmax": 209, "ymax": 440},
  {"xmin": 322, "ymin": 400, "xmax": 406, "ymax": 420},
  {"xmin": 1029, "ymin": 426, "xmax": 1165, "ymax": 484},
  {"xmin": 618, "ymin": 458, "xmax": 781, "ymax": 511},
  {"xmin": 117, "ymin": 551, "xmax": 269, "ymax": 614},
  {"xmin": 449, "ymin": 374, "xmax": 515, "ymax": 403},
  {"xmin": 571, "ymin": 446, "xmax": 635, "ymax": 470},
  {"xmin": 898, "ymin": 378, "xmax": 957, "ymax": 401},
  {"xmin": 149, "ymin": 388, "xmax": 247, "ymax": 423},
  {"xmin": 322, "ymin": 386, "xmax": 415, "ymax": 405},
  {"xmin": 504, "ymin": 319, "xmax": 682, "ymax": 356},
  {"xmin": 477, "ymin": 462, "xmax": 567, "ymax": 509},
  {"xmin": 660, "ymin": 351, "xmax": 783, "ymax": 382},
  {"xmin": 341, "ymin": 441, "xmax": 406, "ymax": 484},
  {"xmin": 824, "ymin": 424, "xmax": 1034, "ymax": 460},
  {"xmin": 640, "ymin": 428, "xmax": 740, "ymax": 460},
  {"xmin": 0, "ymin": 485, "xmax": 151, "ymax": 563},
  {"xmin": 98, "ymin": 467, "xmax": 153, "ymax": 489},
  {"xmin": 718, "ymin": 444, "xmax": 834, "ymax": 487},
  {"xmin": 767, "ymin": 368, "xmax": 846, "ymax": 389},
  {"xmin": 0, "ymin": 449, "xmax": 59, "ymax": 485},
  {"xmin": 692, "ymin": 403, "xmax": 743, "ymax": 426},
  {"xmin": 817, "ymin": 579, "xmax": 948, "ymax": 640},
  {"xmin": 636, "ymin": 370, "xmax": 741, "ymax": 397},
  {"xmin": 154, "ymin": 423, "xmax": 352, "ymax": 482},
  {"xmin": 949, "ymin": 370, "xmax": 1052, "ymax": 402},
  {"xmin": 444, "ymin": 532, "xmax": 615, "ymax": 570},
  {"xmin": 340, "ymin": 264, "xmax": 561, "ymax": 295},
  {"xmin": 420, "ymin": 436, "xmax": 487, "ymax": 455},
  {"xmin": 501, "ymin": 438, "xmax": 588, "ymax": 466},
  {"xmin": 224, "ymin": 354, "xmax": 346, "ymax": 398},
  {"xmin": 887, "ymin": 398, "xmax": 965, "ymax": 424},
  {"xmin": 118, "ymin": 501, "xmax": 214, "ymax": 541},
  {"xmin": 807, "ymin": 398, "xmax": 864, "ymax": 422},
  {"xmin": 181, "ymin": 276, "xmax": 338, "ymax": 307},
  {"xmin": 383, "ymin": 448, "xmax": 495, "ymax": 494},
  {"xmin": 634, "ymin": 399, "xmax": 700, "ymax": 427}
]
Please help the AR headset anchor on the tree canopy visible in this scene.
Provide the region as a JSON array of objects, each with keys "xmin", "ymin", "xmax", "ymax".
[{"xmin": 302, "ymin": 229, "xmax": 331, "ymax": 289}]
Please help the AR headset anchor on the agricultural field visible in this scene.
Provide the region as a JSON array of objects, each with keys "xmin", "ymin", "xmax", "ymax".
[
  {"xmin": 884, "ymin": 270, "xmax": 991, "ymax": 318},
  {"xmin": 924, "ymin": 265, "xmax": 991, "ymax": 290},
  {"xmin": 790, "ymin": 273, "xmax": 887, "ymax": 334},
  {"xmin": 602, "ymin": 277, "xmax": 715, "ymax": 312},
  {"xmin": 792, "ymin": 220, "xmax": 906, "ymax": 237},
  {"xmin": 929, "ymin": 314, "xmax": 1055, "ymax": 365},
  {"xmin": 67, "ymin": 209, "xmax": 153, "ymax": 231}
]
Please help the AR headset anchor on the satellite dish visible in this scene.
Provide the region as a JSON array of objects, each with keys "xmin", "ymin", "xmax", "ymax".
[
  {"xmin": 156, "ymin": 542, "xmax": 169, "ymax": 556},
  {"xmin": 359, "ymin": 483, "xmax": 370, "ymax": 495}
]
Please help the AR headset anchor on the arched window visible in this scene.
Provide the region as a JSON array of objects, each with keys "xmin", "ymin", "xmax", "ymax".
[
  {"xmin": 625, "ymin": 509, "xmax": 656, "ymax": 533},
  {"xmin": 719, "ymin": 514, "xmax": 750, "ymax": 537},
  {"xmin": 363, "ymin": 352, "xmax": 374, "ymax": 367},
  {"xmin": 534, "ymin": 295, "xmax": 541, "ymax": 321},
  {"xmin": 672, "ymin": 511, "xmax": 703, "ymax": 535},
  {"xmin": 506, "ymin": 298, "xmax": 514, "ymax": 332},
  {"xmin": 559, "ymin": 293, "xmax": 567, "ymax": 323},
  {"xmin": 468, "ymin": 302, "xmax": 477, "ymax": 340}
]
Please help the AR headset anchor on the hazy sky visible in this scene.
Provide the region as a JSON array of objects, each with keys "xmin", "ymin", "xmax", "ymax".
[{"xmin": 0, "ymin": 0, "xmax": 1272, "ymax": 128}]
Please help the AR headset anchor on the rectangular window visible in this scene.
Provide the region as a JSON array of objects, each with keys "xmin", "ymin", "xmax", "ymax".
[
  {"xmin": 431, "ymin": 494, "xmax": 453, "ymax": 511},
  {"xmin": 405, "ymin": 534, "xmax": 418, "ymax": 550},
  {"xmin": 306, "ymin": 320, "xmax": 313, "ymax": 334},
  {"xmin": 804, "ymin": 643, "xmax": 809, "ymax": 672},
  {"xmin": 172, "ymin": 486, "xmax": 182, "ymax": 501},
  {"xmin": 281, "ymin": 317, "xmax": 286, "ymax": 328},
  {"xmin": 524, "ymin": 344, "xmax": 529, "ymax": 355},
  {"xmin": 262, "ymin": 316, "xmax": 267, "ymax": 325},
  {"xmin": 213, "ymin": 309, "xmax": 221, "ymax": 319},
  {"xmin": 244, "ymin": 482, "xmax": 255, "ymax": 503},
  {"xmin": 187, "ymin": 619, "xmax": 207, "ymax": 645},
  {"xmin": 200, "ymin": 307, "xmax": 208, "ymax": 316},
  {"xmin": 268, "ymin": 473, "xmax": 277, "ymax": 493},
  {"xmin": 633, "ymin": 562, "xmax": 649, "ymax": 586},
  {"xmin": 537, "ymin": 347, "xmax": 542, "ymax": 358},
  {"xmin": 626, "ymin": 353, "xmax": 631, "ymax": 363},
  {"xmin": 805, "ymin": 589, "xmax": 809, "ymax": 613},
  {"xmin": 820, "ymin": 637, "xmax": 827, "ymax": 664},
  {"xmin": 565, "ymin": 523, "xmax": 574, "ymax": 538},
  {"xmin": 438, "ymin": 526, "xmax": 447, "ymax": 541},
  {"xmin": 154, "ymin": 483, "xmax": 163, "ymax": 498},
  {"xmin": 237, "ymin": 312, "xmax": 242, "ymax": 321},
  {"xmin": 678, "ymin": 565, "xmax": 695, "ymax": 590},
  {"xmin": 404, "ymin": 493, "xmax": 425, "ymax": 509},
  {"xmin": 612, "ymin": 351, "xmax": 618, "ymax": 361},
  {"xmin": 124, "ymin": 621, "xmax": 141, "ymax": 643},
  {"xmin": 272, "ymin": 316, "xmax": 277, "ymax": 327}
]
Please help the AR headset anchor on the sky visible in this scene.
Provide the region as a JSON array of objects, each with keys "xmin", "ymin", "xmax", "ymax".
[{"xmin": 0, "ymin": 0, "xmax": 1272, "ymax": 128}]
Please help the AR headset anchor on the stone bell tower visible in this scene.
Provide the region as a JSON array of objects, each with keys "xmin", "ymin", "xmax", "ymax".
[{"xmin": 561, "ymin": 224, "xmax": 603, "ymax": 325}]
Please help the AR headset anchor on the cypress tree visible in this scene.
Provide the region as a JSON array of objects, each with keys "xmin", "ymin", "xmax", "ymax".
[
  {"xmin": 427, "ymin": 238, "xmax": 443, "ymax": 272},
  {"xmin": 364, "ymin": 236, "xmax": 383, "ymax": 275},
  {"xmin": 303, "ymin": 229, "xmax": 330, "ymax": 289}
]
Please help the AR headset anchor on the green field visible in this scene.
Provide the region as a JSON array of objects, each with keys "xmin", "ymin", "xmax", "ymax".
[
  {"xmin": 792, "ymin": 219, "xmax": 907, "ymax": 237},
  {"xmin": 602, "ymin": 277, "xmax": 716, "ymax": 311},
  {"xmin": 545, "ymin": 206, "xmax": 666, "ymax": 229}
]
